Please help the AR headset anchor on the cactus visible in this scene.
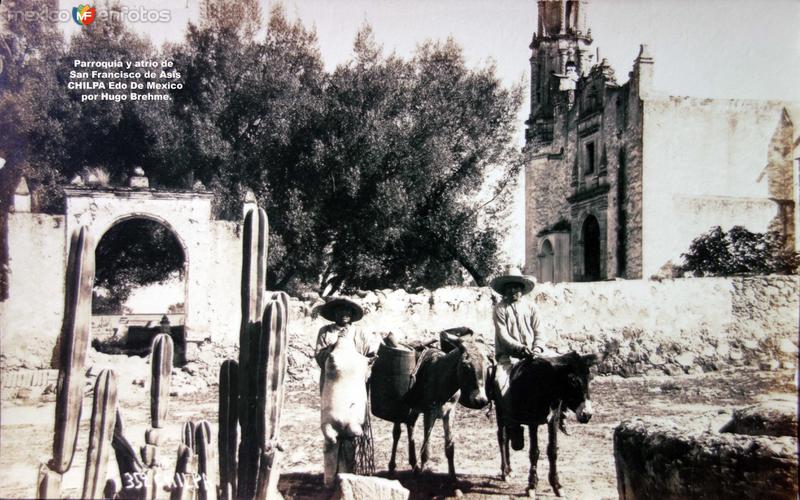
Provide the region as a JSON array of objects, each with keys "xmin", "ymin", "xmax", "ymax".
[
  {"xmin": 218, "ymin": 360, "xmax": 238, "ymax": 500},
  {"xmin": 195, "ymin": 420, "xmax": 217, "ymax": 500},
  {"xmin": 255, "ymin": 447, "xmax": 282, "ymax": 500},
  {"xmin": 226, "ymin": 206, "xmax": 289, "ymax": 500},
  {"xmin": 182, "ymin": 421, "xmax": 196, "ymax": 452},
  {"xmin": 254, "ymin": 296, "xmax": 288, "ymax": 499},
  {"xmin": 259, "ymin": 294, "xmax": 288, "ymax": 444},
  {"xmin": 51, "ymin": 226, "xmax": 95, "ymax": 474},
  {"xmin": 150, "ymin": 334, "xmax": 174, "ymax": 429},
  {"xmin": 111, "ymin": 410, "xmax": 145, "ymax": 500},
  {"xmin": 37, "ymin": 463, "xmax": 62, "ymax": 499},
  {"xmin": 82, "ymin": 370, "xmax": 119, "ymax": 499},
  {"xmin": 237, "ymin": 208, "xmax": 268, "ymax": 500},
  {"xmin": 140, "ymin": 445, "xmax": 157, "ymax": 468},
  {"xmin": 145, "ymin": 428, "xmax": 160, "ymax": 446},
  {"xmin": 170, "ymin": 445, "xmax": 193, "ymax": 500},
  {"xmin": 103, "ymin": 479, "xmax": 117, "ymax": 499}
]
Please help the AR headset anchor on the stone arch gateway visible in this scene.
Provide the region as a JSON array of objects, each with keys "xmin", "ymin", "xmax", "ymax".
[{"xmin": 3, "ymin": 183, "xmax": 245, "ymax": 367}]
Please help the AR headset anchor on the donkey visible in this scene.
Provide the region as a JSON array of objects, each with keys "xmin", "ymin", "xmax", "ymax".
[
  {"xmin": 383, "ymin": 330, "xmax": 491, "ymax": 477},
  {"xmin": 493, "ymin": 351, "xmax": 597, "ymax": 497}
]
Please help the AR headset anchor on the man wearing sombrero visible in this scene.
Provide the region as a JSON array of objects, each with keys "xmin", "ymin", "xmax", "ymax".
[
  {"xmin": 314, "ymin": 297, "xmax": 377, "ymax": 385},
  {"xmin": 491, "ymin": 267, "xmax": 548, "ymax": 447}
]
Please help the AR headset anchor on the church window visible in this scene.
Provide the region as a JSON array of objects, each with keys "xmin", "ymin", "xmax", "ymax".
[{"xmin": 585, "ymin": 142, "xmax": 596, "ymax": 175}]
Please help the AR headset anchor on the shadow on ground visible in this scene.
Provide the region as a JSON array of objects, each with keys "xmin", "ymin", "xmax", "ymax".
[{"xmin": 279, "ymin": 470, "xmax": 550, "ymax": 499}]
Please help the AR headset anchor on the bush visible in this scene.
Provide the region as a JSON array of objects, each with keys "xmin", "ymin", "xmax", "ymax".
[{"xmin": 679, "ymin": 226, "xmax": 799, "ymax": 276}]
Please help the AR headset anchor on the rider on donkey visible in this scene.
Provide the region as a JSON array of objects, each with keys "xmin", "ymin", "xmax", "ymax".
[{"xmin": 490, "ymin": 267, "xmax": 549, "ymax": 450}]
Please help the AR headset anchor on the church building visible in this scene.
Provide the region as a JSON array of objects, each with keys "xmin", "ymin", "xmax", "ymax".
[{"xmin": 523, "ymin": 0, "xmax": 799, "ymax": 282}]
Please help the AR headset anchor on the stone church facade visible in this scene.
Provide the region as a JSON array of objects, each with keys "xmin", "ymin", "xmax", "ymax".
[{"xmin": 524, "ymin": 0, "xmax": 799, "ymax": 282}]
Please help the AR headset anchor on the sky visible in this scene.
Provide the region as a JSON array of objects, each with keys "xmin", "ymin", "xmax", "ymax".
[
  {"xmin": 56, "ymin": 0, "xmax": 800, "ymax": 265},
  {"xmin": 57, "ymin": 0, "xmax": 800, "ymax": 105}
]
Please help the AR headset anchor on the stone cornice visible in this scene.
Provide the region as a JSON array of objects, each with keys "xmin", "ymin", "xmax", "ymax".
[
  {"xmin": 64, "ymin": 186, "xmax": 214, "ymax": 200},
  {"xmin": 567, "ymin": 183, "xmax": 610, "ymax": 204}
]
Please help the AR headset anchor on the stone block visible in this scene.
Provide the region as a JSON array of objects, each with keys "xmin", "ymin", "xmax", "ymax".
[
  {"xmin": 333, "ymin": 473, "xmax": 409, "ymax": 500},
  {"xmin": 719, "ymin": 401, "xmax": 798, "ymax": 438},
  {"xmin": 614, "ymin": 417, "xmax": 798, "ymax": 500}
]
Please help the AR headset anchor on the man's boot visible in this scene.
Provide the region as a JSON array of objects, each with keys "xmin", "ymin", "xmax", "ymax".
[{"xmin": 510, "ymin": 425, "xmax": 524, "ymax": 451}]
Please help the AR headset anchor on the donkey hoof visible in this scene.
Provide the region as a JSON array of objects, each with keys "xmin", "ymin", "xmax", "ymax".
[
  {"xmin": 526, "ymin": 487, "xmax": 537, "ymax": 498},
  {"xmin": 413, "ymin": 465, "xmax": 422, "ymax": 475}
]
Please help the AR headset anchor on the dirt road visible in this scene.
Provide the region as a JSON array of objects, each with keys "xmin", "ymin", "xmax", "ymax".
[{"xmin": 1, "ymin": 367, "xmax": 795, "ymax": 499}]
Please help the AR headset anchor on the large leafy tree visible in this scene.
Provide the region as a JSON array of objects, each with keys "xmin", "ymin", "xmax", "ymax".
[
  {"xmin": 312, "ymin": 28, "xmax": 524, "ymax": 293},
  {"xmin": 165, "ymin": 3, "xmax": 328, "ymax": 290}
]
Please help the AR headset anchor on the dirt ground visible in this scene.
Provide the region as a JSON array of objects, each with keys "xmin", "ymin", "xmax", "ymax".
[{"xmin": 1, "ymin": 366, "xmax": 796, "ymax": 499}]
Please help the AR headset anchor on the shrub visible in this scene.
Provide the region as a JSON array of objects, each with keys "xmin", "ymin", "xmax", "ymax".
[{"xmin": 679, "ymin": 226, "xmax": 799, "ymax": 276}]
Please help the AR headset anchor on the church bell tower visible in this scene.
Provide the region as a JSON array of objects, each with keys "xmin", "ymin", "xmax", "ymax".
[{"xmin": 527, "ymin": 0, "xmax": 594, "ymax": 142}]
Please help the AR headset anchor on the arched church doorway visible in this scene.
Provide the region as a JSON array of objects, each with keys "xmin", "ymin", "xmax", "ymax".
[
  {"xmin": 582, "ymin": 215, "xmax": 601, "ymax": 281},
  {"xmin": 91, "ymin": 217, "xmax": 187, "ymax": 362},
  {"xmin": 539, "ymin": 239, "xmax": 555, "ymax": 283}
]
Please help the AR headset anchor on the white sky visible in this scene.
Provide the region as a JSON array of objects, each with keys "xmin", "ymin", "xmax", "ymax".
[
  {"xmin": 58, "ymin": 0, "xmax": 800, "ymax": 103},
  {"xmin": 57, "ymin": 0, "xmax": 800, "ymax": 265}
]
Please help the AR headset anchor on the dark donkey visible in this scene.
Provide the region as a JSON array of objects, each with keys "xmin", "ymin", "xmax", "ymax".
[
  {"xmin": 381, "ymin": 330, "xmax": 491, "ymax": 477},
  {"xmin": 494, "ymin": 351, "xmax": 597, "ymax": 497}
]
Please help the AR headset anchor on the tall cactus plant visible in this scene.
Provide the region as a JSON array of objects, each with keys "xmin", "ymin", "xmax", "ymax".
[
  {"xmin": 150, "ymin": 334, "xmax": 173, "ymax": 428},
  {"xmin": 140, "ymin": 333, "xmax": 174, "ymax": 472},
  {"xmin": 218, "ymin": 360, "xmax": 238, "ymax": 500},
  {"xmin": 82, "ymin": 370, "xmax": 118, "ymax": 499},
  {"xmin": 237, "ymin": 208, "xmax": 268, "ymax": 499},
  {"xmin": 53, "ymin": 226, "xmax": 95, "ymax": 473},
  {"xmin": 219, "ymin": 207, "xmax": 289, "ymax": 500},
  {"xmin": 38, "ymin": 226, "xmax": 94, "ymax": 499},
  {"xmin": 196, "ymin": 420, "xmax": 217, "ymax": 500},
  {"xmin": 255, "ymin": 295, "xmax": 288, "ymax": 499}
]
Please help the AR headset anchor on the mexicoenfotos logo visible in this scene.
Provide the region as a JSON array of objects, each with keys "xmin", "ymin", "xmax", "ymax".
[{"xmin": 72, "ymin": 4, "xmax": 97, "ymax": 26}]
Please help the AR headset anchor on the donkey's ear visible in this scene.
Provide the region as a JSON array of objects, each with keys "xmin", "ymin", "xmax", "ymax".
[
  {"xmin": 581, "ymin": 353, "xmax": 599, "ymax": 367},
  {"xmin": 441, "ymin": 331, "xmax": 461, "ymax": 345}
]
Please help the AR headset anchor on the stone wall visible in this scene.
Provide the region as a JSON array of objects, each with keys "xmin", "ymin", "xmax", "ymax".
[
  {"xmin": 198, "ymin": 221, "xmax": 242, "ymax": 344},
  {"xmin": 278, "ymin": 276, "xmax": 799, "ymax": 383},
  {"xmin": 1, "ymin": 213, "xmax": 67, "ymax": 367}
]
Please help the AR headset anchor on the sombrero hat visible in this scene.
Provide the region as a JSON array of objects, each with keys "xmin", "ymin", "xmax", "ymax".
[
  {"xmin": 490, "ymin": 267, "xmax": 536, "ymax": 295},
  {"xmin": 317, "ymin": 297, "xmax": 364, "ymax": 322}
]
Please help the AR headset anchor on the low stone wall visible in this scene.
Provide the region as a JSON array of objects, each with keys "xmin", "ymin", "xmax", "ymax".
[
  {"xmin": 4, "ymin": 275, "xmax": 796, "ymax": 378},
  {"xmin": 279, "ymin": 276, "xmax": 798, "ymax": 382},
  {"xmin": 614, "ymin": 417, "xmax": 799, "ymax": 499}
]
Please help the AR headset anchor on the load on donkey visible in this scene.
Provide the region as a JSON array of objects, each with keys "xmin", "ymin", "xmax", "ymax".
[
  {"xmin": 315, "ymin": 298, "xmax": 379, "ymax": 486},
  {"xmin": 370, "ymin": 327, "xmax": 492, "ymax": 478}
]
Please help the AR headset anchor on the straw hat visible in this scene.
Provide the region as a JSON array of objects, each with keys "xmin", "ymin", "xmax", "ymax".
[
  {"xmin": 317, "ymin": 297, "xmax": 364, "ymax": 322},
  {"xmin": 490, "ymin": 267, "xmax": 536, "ymax": 295}
]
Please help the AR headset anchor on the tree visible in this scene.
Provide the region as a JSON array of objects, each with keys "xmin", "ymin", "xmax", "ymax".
[
  {"xmin": 0, "ymin": 0, "xmax": 66, "ymax": 298},
  {"xmin": 165, "ymin": 4, "xmax": 328, "ymax": 291},
  {"xmin": 312, "ymin": 28, "xmax": 524, "ymax": 293},
  {"xmin": 679, "ymin": 225, "xmax": 799, "ymax": 276}
]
